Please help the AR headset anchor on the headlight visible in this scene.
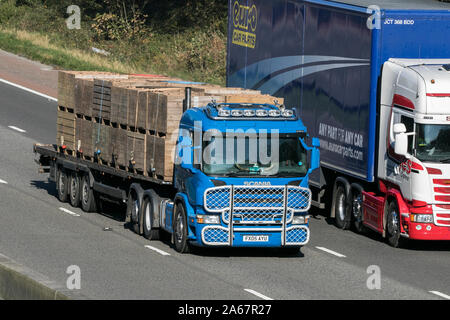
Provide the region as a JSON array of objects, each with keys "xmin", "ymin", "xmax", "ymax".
[
  {"xmin": 256, "ymin": 110, "xmax": 268, "ymax": 117},
  {"xmin": 218, "ymin": 109, "xmax": 230, "ymax": 117},
  {"xmin": 231, "ymin": 110, "xmax": 244, "ymax": 117},
  {"xmin": 268, "ymin": 110, "xmax": 281, "ymax": 117},
  {"xmin": 281, "ymin": 110, "xmax": 294, "ymax": 117},
  {"xmin": 411, "ymin": 214, "xmax": 433, "ymax": 223},
  {"xmin": 293, "ymin": 215, "xmax": 309, "ymax": 224},
  {"xmin": 243, "ymin": 109, "xmax": 256, "ymax": 117},
  {"xmin": 197, "ymin": 214, "xmax": 220, "ymax": 224}
]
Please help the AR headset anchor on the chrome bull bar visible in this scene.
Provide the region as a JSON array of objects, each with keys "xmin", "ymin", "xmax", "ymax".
[{"xmin": 203, "ymin": 185, "xmax": 311, "ymax": 246}]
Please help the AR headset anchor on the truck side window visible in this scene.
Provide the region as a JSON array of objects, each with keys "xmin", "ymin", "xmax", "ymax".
[{"xmin": 400, "ymin": 115, "xmax": 414, "ymax": 154}]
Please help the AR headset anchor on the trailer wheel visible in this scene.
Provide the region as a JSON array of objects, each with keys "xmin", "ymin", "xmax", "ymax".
[
  {"xmin": 80, "ymin": 174, "xmax": 96, "ymax": 212},
  {"xmin": 334, "ymin": 185, "xmax": 351, "ymax": 230},
  {"xmin": 57, "ymin": 167, "xmax": 69, "ymax": 202},
  {"xmin": 127, "ymin": 193, "xmax": 141, "ymax": 234},
  {"xmin": 142, "ymin": 197, "xmax": 160, "ymax": 240},
  {"xmin": 173, "ymin": 204, "xmax": 190, "ymax": 253},
  {"xmin": 351, "ymin": 190, "xmax": 366, "ymax": 234},
  {"xmin": 386, "ymin": 201, "xmax": 405, "ymax": 248},
  {"xmin": 69, "ymin": 173, "xmax": 81, "ymax": 208}
]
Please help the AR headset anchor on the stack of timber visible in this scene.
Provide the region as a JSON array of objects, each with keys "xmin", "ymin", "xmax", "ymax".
[{"xmin": 56, "ymin": 71, "xmax": 284, "ymax": 182}]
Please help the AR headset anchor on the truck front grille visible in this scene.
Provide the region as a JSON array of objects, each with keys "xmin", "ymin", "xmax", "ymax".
[{"xmin": 203, "ymin": 185, "xmax": 311, "ymax": 246}]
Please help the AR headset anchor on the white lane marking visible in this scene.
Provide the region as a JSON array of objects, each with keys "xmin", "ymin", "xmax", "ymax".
[
  {"xmin": 0, "ymin": 77, "xmax": 57, "ymax": 102},
  {"xmin": 144, "ymin": 245, "xmax": 171, "ymax": 256},
  {"xmin": 0, "ymin": 179, "xmax": 8, "ymax": 184},
  {"xmin": 429, "ymin": 291, "xmax": 450, "ymax": 300},
  {"xmin": 244, "ymin": 289, "xmax": 274, "ymax": 300},
  {"xmin": 59, "ymin": 207, "xmax": 80, "ymax": 217},
  {"xmin": 315, "ymin": 246, "xmax": 346, "ymax": 258},
  {"xmin": 8, "ymin": 126, "xmax": 26, "ymax": 133}
]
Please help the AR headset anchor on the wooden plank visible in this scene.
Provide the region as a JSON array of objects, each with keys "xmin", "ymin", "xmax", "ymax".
[
  {"xmin": 225, "ymin": 95, "xmax": 284, "ymax": 105},
  {"xmin": 127, "ymin": 130, "xmax": 146, "ymax": 171},
  {"xmin": 110, "ymin": 126, "xmax": 128, "ymax": 166},
  {"xmin": 111, "ymin": 86, "xmax": 129, "ymax": 125}
]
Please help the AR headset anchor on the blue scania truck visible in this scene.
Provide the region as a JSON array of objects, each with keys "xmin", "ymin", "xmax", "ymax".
[
  {"xmin": 227, "ymin": 0, "xmax": 450, "ymax": 246},
  {"xmin": 35, "ymin": 101, "xmax": 320, "ymax": 254}
]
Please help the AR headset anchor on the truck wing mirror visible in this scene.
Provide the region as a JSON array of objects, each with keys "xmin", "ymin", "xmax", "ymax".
[{"xmin": 393, "ymin": 123, "xmax": 410, "ymax": 158}]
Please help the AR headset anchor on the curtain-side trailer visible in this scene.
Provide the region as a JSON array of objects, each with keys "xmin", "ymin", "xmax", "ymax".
[{"xmin": 227, "ymin": 0, "xmax": 450, "ymax": 246}]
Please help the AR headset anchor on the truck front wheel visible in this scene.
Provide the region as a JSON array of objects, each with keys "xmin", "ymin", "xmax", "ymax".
[
  {"xmin": 173, "ymin": 204, "xmax": 190, "ymax": 253},
  {"xmin": 386, "ymin": 201, "xmax": 405, "ymax": 248}
]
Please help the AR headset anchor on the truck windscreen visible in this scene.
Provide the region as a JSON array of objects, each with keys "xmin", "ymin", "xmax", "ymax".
[
  {"xmin": 415, "ymin": 124, "xmax": 450, "ymax": 163},
  {"xmin": 202, "ymin": 134, "xmax": 308, "ymax": 177}
]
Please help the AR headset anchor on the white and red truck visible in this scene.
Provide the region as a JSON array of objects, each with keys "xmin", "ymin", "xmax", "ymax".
[{"xmin": 226, "ymin": 0, "xmax": 450, "ymax": 246}]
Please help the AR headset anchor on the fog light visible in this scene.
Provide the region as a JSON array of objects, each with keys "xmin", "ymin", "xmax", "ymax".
[
  {"xmin": 411, "ymin": 214, "xmax": 433, "ymax": 223},
  {"xmin": 293, "ymin": 215, "xmax": 309, "ymax": 224},
  {"xmin": 197, "ymin": 214, "xmax": 220, "ymax": 224}
]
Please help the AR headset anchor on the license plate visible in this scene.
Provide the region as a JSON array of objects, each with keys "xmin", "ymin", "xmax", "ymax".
[{"xmin": 243, "ymin": 235, "xmax": 269, "ymax": 242}]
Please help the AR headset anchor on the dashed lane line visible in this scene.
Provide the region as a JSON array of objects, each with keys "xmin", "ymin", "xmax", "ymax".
[
  {"xmin": 244, "ymin": 289, "xmax": 274, "ymax": 300},
  {"xmin": 315, "ymin": 246, "xmax": 346, "ymax": 258}
]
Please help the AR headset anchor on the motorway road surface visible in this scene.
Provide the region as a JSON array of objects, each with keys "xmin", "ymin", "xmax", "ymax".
[{"xmin": 1, "ymin": 58, "xmax": 450, "ymax": 300}]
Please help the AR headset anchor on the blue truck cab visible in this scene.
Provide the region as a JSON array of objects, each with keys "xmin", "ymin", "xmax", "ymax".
[{"xmin": 159, "ymin": 102, "xmax": 320, "ymax": 253}]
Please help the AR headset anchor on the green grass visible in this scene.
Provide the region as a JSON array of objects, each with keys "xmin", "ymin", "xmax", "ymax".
[
  {"xmin": 0, "ymin": 1, "xmax": 227, "ymax": 85},
  {"xmin": 0, "ymin": 30, "xmax": 123, "ymax": 72}
]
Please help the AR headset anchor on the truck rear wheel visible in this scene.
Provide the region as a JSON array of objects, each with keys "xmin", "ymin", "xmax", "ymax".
[
  {"xmin": 127, "ymin": 192, "xmax": 141, "ymax": 234},
  {"xmin": 142, "ymin": 197, "xmax": 160, "ymax": 240},
  {"xmin": 334, "ymin": 185, "xmax": 351, "ymax": 230},
  {"xmin": 80, "ymin": 174, "xmax": 96, "ymax": 212},
  {"xmin": 57, "ymin": 167, "xmax": 69, "ymax": 202},
  {"xmin": 69, "ymin": 173, "xmax": 81, "ymax": 208},
  {"xmin": 173, "ymin": 204, "xmax": 190, "ymax": 253},
  {"xmin": 386, "ymin": 201, "xmax": 405, "ymax": 248}
]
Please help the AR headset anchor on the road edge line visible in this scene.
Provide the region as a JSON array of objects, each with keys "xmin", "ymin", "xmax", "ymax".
[{"xmin": 0, "ymin": 77, "xmax": 57, "ymax": 102}]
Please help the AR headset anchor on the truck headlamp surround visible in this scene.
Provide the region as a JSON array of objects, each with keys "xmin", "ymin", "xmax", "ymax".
[{"xmin": 197, "ymin": 214, "xmax": 220, "ymax": 224}]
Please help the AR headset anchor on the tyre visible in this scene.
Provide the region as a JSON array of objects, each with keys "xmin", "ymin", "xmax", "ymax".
[
  {"xmin": 80, "ymin": 174, "xmax": 97, "ymax": 212},
  {"xmin": 334, "ymin": 185, "xmax": 351, "ymax": 230},
  {"xmin": 57, "ymin": 167, "xmax": 69, "ymax": 202},
  {"xmin": 386, "ymin": 201, "xmax": 405, "ymax": 248},
  {"xmin": 127, "ymin": 192, "xmax": 141, "ymax": 234},
  {"xmin": 69, "ymin": 173, "xmax": 81, "ymax": 208},
  {"xmin": 173, "ymin": 204, "xmax": 190, "ymax": 253},
  {"xmin": 142, "ymin": 197, "xmax": 160, "ymax": 240},
  {"xmin": 351, "ymin": 189, "xmax": 367, "ymax": 234}
]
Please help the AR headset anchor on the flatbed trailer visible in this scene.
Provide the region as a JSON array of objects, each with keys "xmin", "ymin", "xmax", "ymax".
[{"xmin": 34, "ymin": 101, "xmax": 320, "ymax": 253}]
